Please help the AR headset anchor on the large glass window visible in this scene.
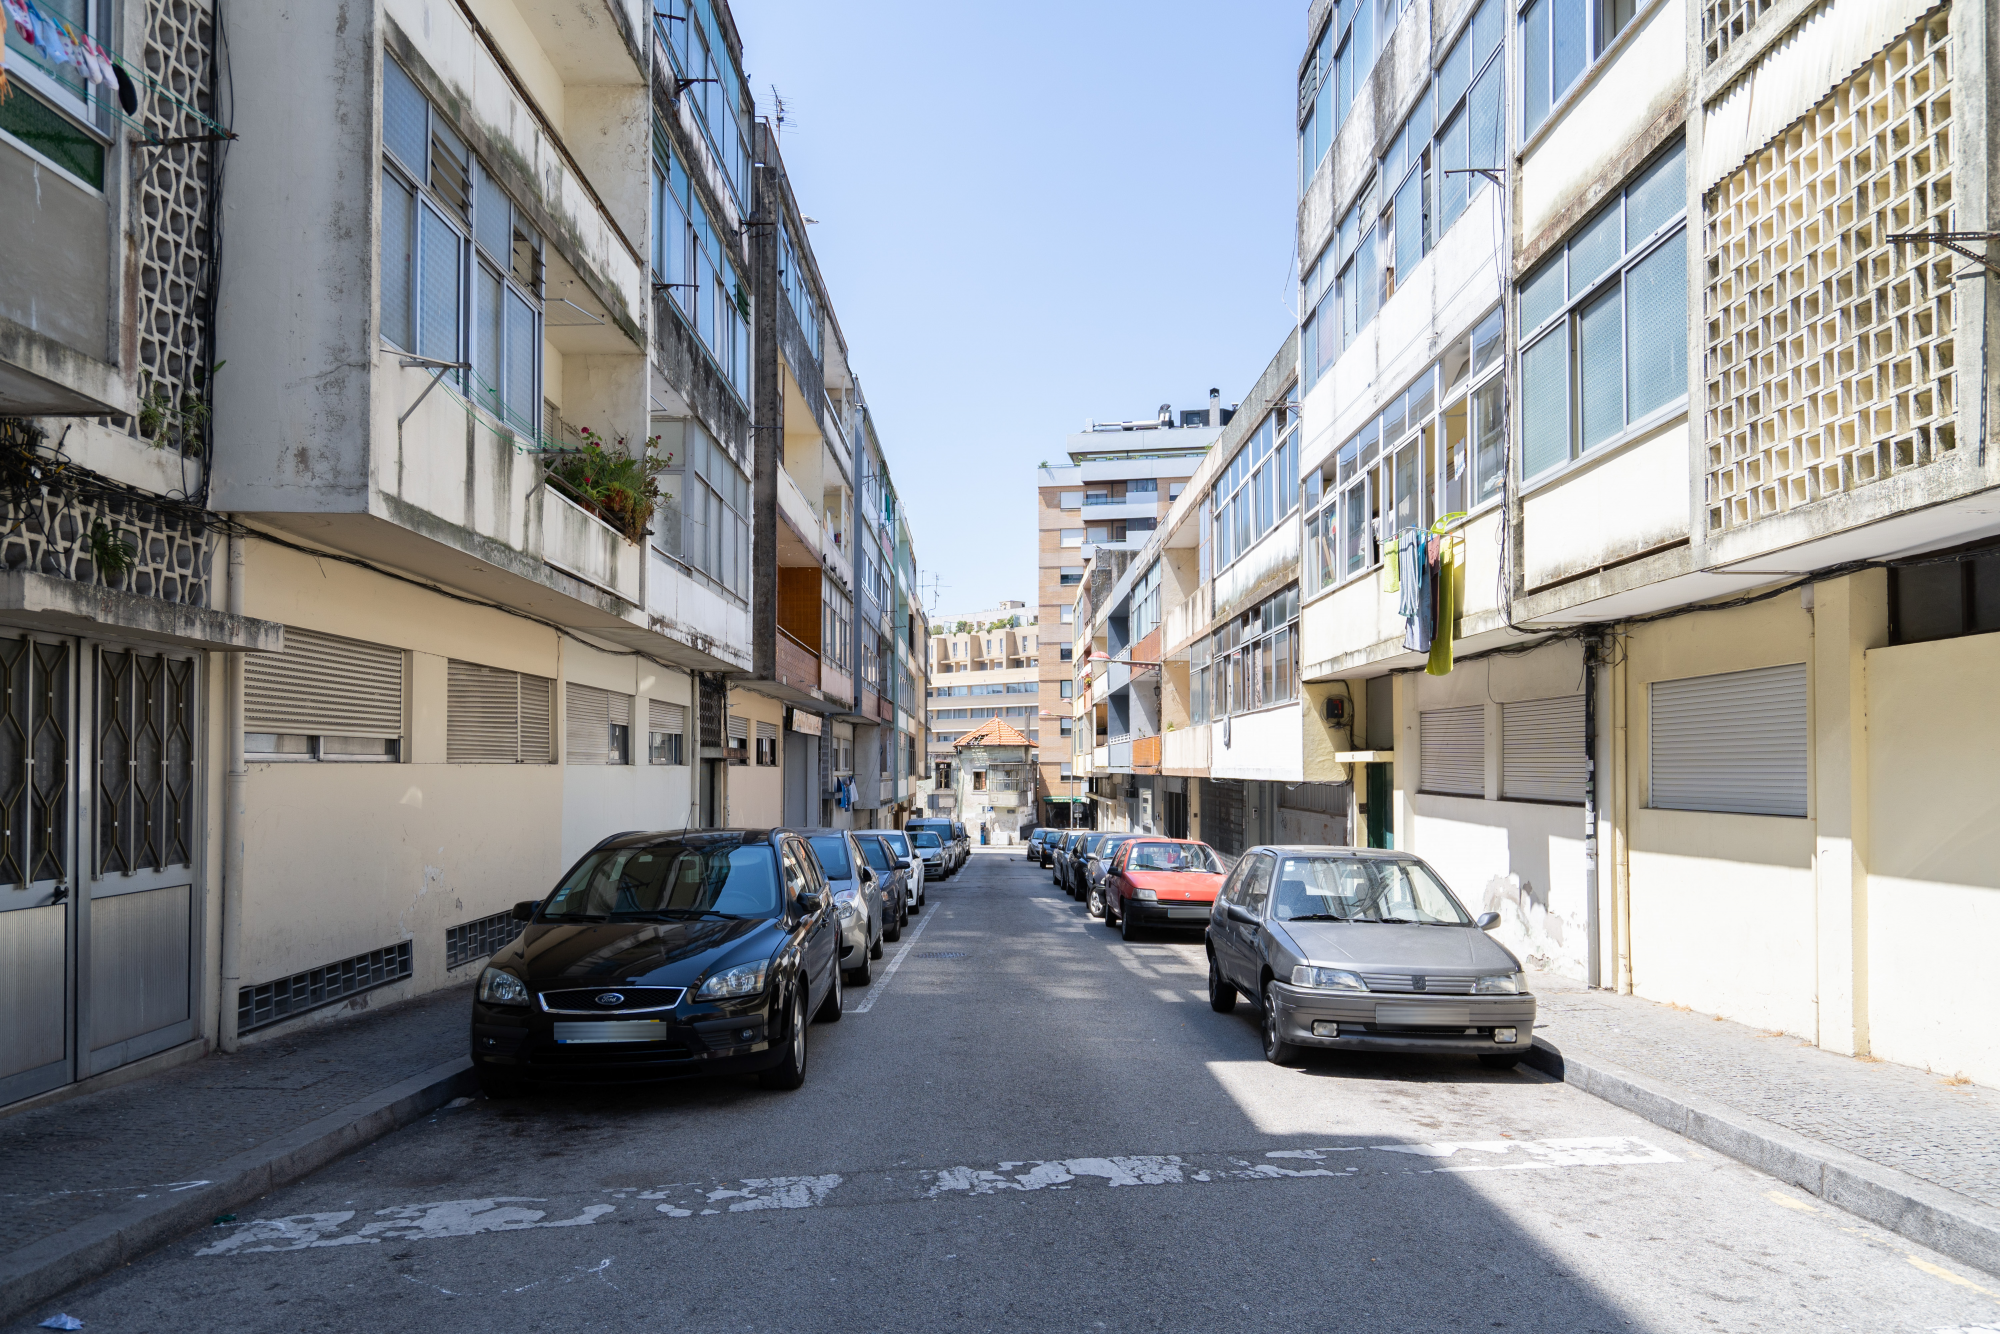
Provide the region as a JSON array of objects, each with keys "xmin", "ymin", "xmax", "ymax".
[
  {"xmin": 658, "ymin": 420, "xmax": 751, "ymax": 602},
  {"xmin": 1305, "ymin": 307, "xmax": 1503, "ymax": 593},
  {"xmin": 1521, "ymin": 0, "xmax": 1640, "ymax": 138},
  {"xmin": 652, "ymin": 128, "xmax": 751, "ymax": 404},
  {"xmin": 778, "ymin": 221, "xmax": 824, "ymax": 365},
  {"xmin": 653, "ymin": 0, "xmax": 752, "ymax": 210},
  {"xmin": 1302, "ymin": 0, "xmax": 1502, "ymax": 388},
  {"xmin": 1519, "ymin": 140, "xmax": 1687, "ymax": 479},
  {"xmin": 1298, "ymin": 0, "xmax": 1422, "ymax": 191},
  {"xmin": 1189, "ymin": 585, "xmax": 1299, "ymax": 721},
  {"xmin": 1210, "ymin": 386, "xmax": 1301, "ymax": 575}
]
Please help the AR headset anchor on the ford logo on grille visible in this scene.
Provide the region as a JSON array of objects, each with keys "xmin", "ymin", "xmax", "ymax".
[{"xmin": 595, "ymin": 992, "xmax": 625, "ymax": 1006}]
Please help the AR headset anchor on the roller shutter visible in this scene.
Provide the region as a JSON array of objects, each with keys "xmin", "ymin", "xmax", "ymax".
[
  {"xmin": 565, "ymin": 683, "xmax": 633, "ymax": 764},
  {"xmin": 245, "ymin": 627, "xmax": 402, "ymax": 737},
  {"xmin": 1649, "ymin": 664, "xmax": 1808, "ymax": 816},
  {"xmin": 447, "ymin": 661, "xmax": 553, "ymax": 763},
  {"xmin": 648, "ymin": 699, "xmax": 685, "ymax": 735},
  {"xmin": 1501, "ymin": 696, "xmax": 1585, "ymax": 804},
  {"xmin": 1419, "ymin": 705, "xmax": 1484, "ymax": 797}
]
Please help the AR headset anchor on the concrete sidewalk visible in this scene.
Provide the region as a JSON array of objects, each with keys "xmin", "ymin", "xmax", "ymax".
[
  {"xmin": 1526, "ymin": 970, "xmax": 2000, "ymax": 1276},
  {"xmin": 0, "ymin": 984, "xmax": 474, "ymax": 1323}
]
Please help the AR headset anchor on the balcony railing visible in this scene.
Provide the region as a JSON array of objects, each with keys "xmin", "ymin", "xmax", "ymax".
[
  {"xmin": 1, "ymin": 486, "xmax": 215, "ymax": 607},
  {"xmin": 1132, "ymin": 735, "xmax": 1161, "ymax": 770}
]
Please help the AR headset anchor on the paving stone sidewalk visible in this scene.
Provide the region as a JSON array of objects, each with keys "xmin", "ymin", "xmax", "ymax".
[
  {"xmin": 1529, "ymin": 971, "xmax": 2000, "ymax": 1212},
  {"xmin": 0, "ymin": 983, "xmax": 470, "ymax": 1262}
]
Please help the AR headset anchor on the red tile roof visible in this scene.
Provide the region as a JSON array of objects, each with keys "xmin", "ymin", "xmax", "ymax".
[{"xmin": 953, "ymin": 717, "xmax": 1033, "ymax": 749}]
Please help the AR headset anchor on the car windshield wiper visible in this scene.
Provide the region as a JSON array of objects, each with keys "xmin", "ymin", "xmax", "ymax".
[
  {"xmin": 1370, "ymin": 916, "xmax": 1416, "ymax": 924},
  {"xmin": 612, "ymin": 908, "xmax": 742, "ymax": 921},
  {"xmin": 541, "ymin": 910, "xmax": 608, "ymax": 922},
  {"xmin": 1284, "ymin": 912, "xmax": 1348, "ymax": 921}
]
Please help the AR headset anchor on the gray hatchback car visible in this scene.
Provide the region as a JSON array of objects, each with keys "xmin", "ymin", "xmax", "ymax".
[{"xmin": 1205, "ymin": 847, "xmax": 1534, "ymax": 1069}]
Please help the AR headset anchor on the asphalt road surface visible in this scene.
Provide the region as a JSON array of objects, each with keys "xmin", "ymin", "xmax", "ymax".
[{"xmin": 18, "ymin": 849, "xmax": 1999, "ymax": 1333}]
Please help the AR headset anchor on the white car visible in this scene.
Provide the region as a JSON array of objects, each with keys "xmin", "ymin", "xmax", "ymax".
[{"xmin": 878, "ymin": 829, "xmax": 926, "ymax": 909}]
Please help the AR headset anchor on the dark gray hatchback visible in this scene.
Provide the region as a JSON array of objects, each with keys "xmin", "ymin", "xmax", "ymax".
[{"xmin": 470, "ymin": 830, "xmax": 845, "ymax": 1095}]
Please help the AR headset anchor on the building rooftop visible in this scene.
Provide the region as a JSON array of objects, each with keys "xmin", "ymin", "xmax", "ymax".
[{"xmin": 953, "ymin": 718, "xmax": 1033, "ymax": 749}]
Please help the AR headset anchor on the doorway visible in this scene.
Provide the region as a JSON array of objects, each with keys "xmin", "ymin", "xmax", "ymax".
[{"xmin": 1365, "ymin": 762, "xmax": 1394, "ymax": 849}]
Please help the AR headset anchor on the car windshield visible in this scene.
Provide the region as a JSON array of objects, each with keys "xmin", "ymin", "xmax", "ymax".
[
  {"xmin": 1270, "ymin": 856, "xmax": 1471, "ymax": 925},
  {"xmin": 806, "ymin": 836, "xmax": 851, "ymax": 880},
  {"xmin": 1127, "ymin": 842, "xmax": 1221, "ymax": 873},
  {"xmin": 856, "ymin": 837, "xmax": 894, "ymax": 872},
  {"xmin": 913, "ymin": 831, "xmax": 942, "ymax": 849},
  {"xmin": 544, "ymin": 840, "xmax": 779, "ymax": 920},
  {"xmin": 880, "ymin": 832, "xmax": 912, "ymax": 855}
]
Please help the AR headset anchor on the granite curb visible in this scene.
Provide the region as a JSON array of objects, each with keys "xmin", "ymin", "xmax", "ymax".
[
  {"xmin": 0, "ymin": 1055, "xmax": 475, "ymax": 1325},
  {"xmin": 1526, "ymin": 1037, "xmax": 2000, "ymax": 1278}
]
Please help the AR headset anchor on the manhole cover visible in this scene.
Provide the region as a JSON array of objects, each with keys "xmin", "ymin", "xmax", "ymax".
[{"xmin": 917, "ymin": 951, "xmax": 970, "ymax": 959}]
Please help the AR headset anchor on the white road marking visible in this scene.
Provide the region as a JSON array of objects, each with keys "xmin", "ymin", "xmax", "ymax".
[
  {"xmin": 198, "ymin": 1134, "xmax": 1680, "ymax": 1260},
  {"xmin": 848, "ymin": 896, "xmax": 941, "ymax": 1014}
]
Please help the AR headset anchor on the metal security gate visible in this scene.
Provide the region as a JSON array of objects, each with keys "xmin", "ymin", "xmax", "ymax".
[{"xmin": 0, "ymin": 634, "xmax": 201, "ymax": 1108}]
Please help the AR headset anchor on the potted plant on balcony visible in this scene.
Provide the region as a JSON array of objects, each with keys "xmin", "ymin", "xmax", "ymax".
[{"xmin": 542, "ymin": 429, "xmax": 670, "ymax": 546}]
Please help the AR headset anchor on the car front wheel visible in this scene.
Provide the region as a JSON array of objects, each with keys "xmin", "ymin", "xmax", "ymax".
[
  {"xmin": 816, "ymin": 963, "xmax": 844, "ymax": 1022},
  {"xmin": 1086, "ymin": 884, "xmax": 1105, "ymax": 919},
  {"xmin": 1120, "ymin": 903, "xmax": 1143, "ymax": 941},
  {"xmin": 759, "ymin": 991, "xmax": 809, "ymax": 1090},
  {"xmin": 1261, "ymin": 985, "xmax": 1302, "ymax": 1065},
  {"xmin": 1208, "ymin": 955, "xmax": 1237, "ymax": 1013}
]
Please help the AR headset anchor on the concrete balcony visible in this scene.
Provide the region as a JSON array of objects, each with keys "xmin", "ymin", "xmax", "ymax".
[
  {"xmin": 776, "ymin": 630, "xmax": 820, "ymax": 694},
  {"xmin": 541, "ymin": 487, "xmax": 642, "ymax": 603},
  {"xmin": 1132, "ymin": 735, "xmax": 1161, "ymax": 771},
  {"xmin": 1162, "ymin": 726, "xmax": 1209, "ymax": 774}
]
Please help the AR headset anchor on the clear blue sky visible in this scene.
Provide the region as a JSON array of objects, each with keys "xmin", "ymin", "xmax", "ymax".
[{"xmin": 731, "ymin": 1, "xmax": 1305, "ymax": 619}]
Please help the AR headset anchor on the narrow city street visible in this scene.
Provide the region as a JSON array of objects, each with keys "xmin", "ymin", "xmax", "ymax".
[{"xmin": 10, "ymin": 850, "xmax": 1993, "ymax": 1334}]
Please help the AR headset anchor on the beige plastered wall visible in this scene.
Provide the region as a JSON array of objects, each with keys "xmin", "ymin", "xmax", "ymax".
[{"xmin": 726, "ymin": 687, "xmax": 785, "ymax": 826}]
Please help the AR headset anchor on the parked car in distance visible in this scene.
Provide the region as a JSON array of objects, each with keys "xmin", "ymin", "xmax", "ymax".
[
  {"xmin": 878, "ymin": 829, "xmax": 925, "ymax": 908},
  {"xmin": 905, "ymin": 818, "xmax": 961, "ymax": 876},
  {"xmin": 1062, "ymin": 831, "xmax": 1113, "ymax": 898},
  {"xmin": 1022, "ymin": 827, "xmax": 1046, "ymax": 861},
  {"xmin": 852, "ymin": 834, "xmax": 911, "ymax": 942},
  {"xmin": 950, "ymin": 820, "xmax": 970, "ymax": 865},
  {"xmin": 911, "ymin": 829, "xmax": 948, "ymax": 883},
  {"xmin": 1097, "ymin": 839, "xmax": 1225, "ymax": 939},
  {"xmin": 801, "ymin": 829, "xmax": 883, "ymax": 984},
  {"xmin": 470, "ymin": 830, "xmax": 844, "ymax": 1097},
  {"xmin": 1078, "ymin": 832, "xmax": 1145, "ymax": 906},
  {"xmin": 1047, "ymin": 830, "xmax": 1079, "ymax": 877},
  {"xmin": 1205, "ymin": 847, "xmax": 1533, "ymax": 1070}
]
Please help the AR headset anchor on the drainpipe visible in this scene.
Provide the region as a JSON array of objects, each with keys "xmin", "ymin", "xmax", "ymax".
[
  {"xmin": 1582, "ymin": 636, "xmax": 1600, "ymax": 988},
  {"xmin": 219, "ymin": 531, "xmax": 247, "ymax": 1051}
]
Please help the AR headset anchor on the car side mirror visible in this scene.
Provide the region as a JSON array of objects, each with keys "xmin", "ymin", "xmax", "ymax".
[
  {"xmin": 895, "ymin": 857, "xmax": 912, "ymax": 870},
  {"xmin": 1225, "ymin": 902, "xmax": 1257, "ymax": 925},
  {"xmin": 796, "ymin": 890, "xmax": 824, "ymax": 914},
  {"xmin": 511, "ymin": 900, "xmax": 538, "ymax": 922},
  {"xmin": 1476, "ymin": 912, "xmax": 1500, "ymax": 931},
  {"xmin": 860, "ymin": 869, "xmax": 874, "ymax": 884}
]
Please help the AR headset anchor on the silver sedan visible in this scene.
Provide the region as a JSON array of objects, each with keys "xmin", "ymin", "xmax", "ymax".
[{"xmin": 1205, "ymin": 847, "xmax": 1534, "ymax": 1068}]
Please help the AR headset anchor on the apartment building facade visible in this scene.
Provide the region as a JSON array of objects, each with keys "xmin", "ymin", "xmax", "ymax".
[
  {"xmin": 1078, "ymin": 0, "xmax": 1996, "ymax": 1085},
  {"xmin": 926, "ymin": 601, "xmax": 1038, "ymax": 825},
  {"xmin": 0, "ymin": 0, "xmax": 930, "ymax": 1109},
  {"xmin": 1035, "ymin": 408, "xmax": 1224, "ymax": 826}
]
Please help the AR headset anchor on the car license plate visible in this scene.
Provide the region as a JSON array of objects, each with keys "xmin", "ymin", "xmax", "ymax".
[
  {"xmin": 553, "ymin": 1021, "xmax": 667, "ymax": 1044},
  {"xmin": 1373, "ymin": 1003, "xmax": 1472, "ymax": 1027},
  {"xmin": 1167, "ymin": 906, "xmax": 1209, "ymax": 919}
]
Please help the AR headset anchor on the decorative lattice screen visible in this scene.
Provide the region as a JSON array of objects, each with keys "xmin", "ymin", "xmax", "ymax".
[
  {"xmin": 133, "ymin": 0, "xmax": 218, "ymax": 453},
  {"xmin": 1701, "ymin": 8, "xmax": 1955, "ymax": 535},
  {"xmin": 1703, "ymin": 0, "xmax": 1779, "ymax": 65}
]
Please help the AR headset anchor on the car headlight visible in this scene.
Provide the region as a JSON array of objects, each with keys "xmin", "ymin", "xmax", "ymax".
[
  {"xmin": 1134, "ymin": 888, "xmax": 1157, "ymax": 900},
  {"xmin": 1473, "ymin": 972, "xmax": 1526, "ymax": 995},
  {"xmin": 834, "ymin": 890, "xmax": 859, "ymax": 922},
  {"xmin": 696, "ymin": 959, "xmax": 769, "ymax": 1001},
  {"xmin": 1292, "ymin": 965, "xmax": 1368, "ymax": 992},
  {"xmin": 478, "ymin": 968, "xmax": 530, "ymax": 1006}
]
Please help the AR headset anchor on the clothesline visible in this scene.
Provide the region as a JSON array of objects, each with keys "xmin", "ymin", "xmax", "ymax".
[{"xmin": 3, "ymin": 0, "xmax": 232, "ymax": 141}]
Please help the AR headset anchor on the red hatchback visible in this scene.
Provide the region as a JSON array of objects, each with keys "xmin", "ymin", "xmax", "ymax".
[{"xmin": 1098, "ymin": 839, "xmax": 1227, "ymax": 940}]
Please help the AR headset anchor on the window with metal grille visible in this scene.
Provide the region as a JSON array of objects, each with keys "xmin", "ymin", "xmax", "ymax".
[
  {"xmin": 445, "ymin": 910, "xmax": 522, "ymax": 970},
  {"xmin": 237, "ymin": 941, "xmax": 413, "ymax": 1034},
  {"xmin": 565, "ymin": 683, "xmax": 633, "ymax": 765},
  {"xmin": 1500, "ymin": 696, "xmax": 1584, "ymax": 804},
  {"xmin": 726, "ymin": 715, "xmax": 748, "ymax": 766},
  {"xmin": 244, "ymin": 627, "xmax": 403, "ymax": 762},
  {"xmin": 0, "ymin": 636, "xmax": 71, "ymax": 887},
  {"xmin": 97, "ymin": 650, "xmax": 197, "ymax": 874},
  {"xmin": 649, "ymin": 698, "xmax": 686, "ymax": 765},
  {"xmin": 1419, "ymin": 705, "xmax": 1485, "ymax": 797},
  {"xmin": 755, "ymin": 719, "xmax": 779, "ymax": 766},
  {"xmin": 1649, "ymin": 664, "xmax": 1807, "ymax": 816},
  {"xmin": 447, "ymin": 661, "xmax": 554, "ymax": 763}
]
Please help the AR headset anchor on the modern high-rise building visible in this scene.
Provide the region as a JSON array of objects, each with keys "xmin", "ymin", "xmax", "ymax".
[{"xmin": 1035, "ymin": 404, "xmax": 1226, "ymax": 826}]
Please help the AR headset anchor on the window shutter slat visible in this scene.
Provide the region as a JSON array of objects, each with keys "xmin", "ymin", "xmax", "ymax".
[
  {"xmin": 726, "ymin": 715, "xmax": 747, "ymax": 743},
  {"xmin": 245, "ymin": 627, "xmax": 403, "ymax": 736},
  {"xmin": 1419, "ymin": 705, "xmax": 1484, "ymax": 797},
  {"xmin": 756, "ymin": 720, "xmax": 777, "ymax": 742},
  {"xmin": 446, "ymin": 661, "xmax": 517, "ymax": 762},
  {"xmin": 1649, "ymin": 664, "xmax": 1808, "ymax": 816},
  {"xmin": 518, "ymin": 675, "xmax": 553, "ymax": 763},
  {"xmin": 565, "ymin": 683, "xmax": 610, "ymax": 765},
  {"xmin": 1501, "ymin": 695, "xmax": 1584, "ymax": 803},
  {"xmin": 649, "ymin": 699, "xmax": 684, "ymax": 734}
]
